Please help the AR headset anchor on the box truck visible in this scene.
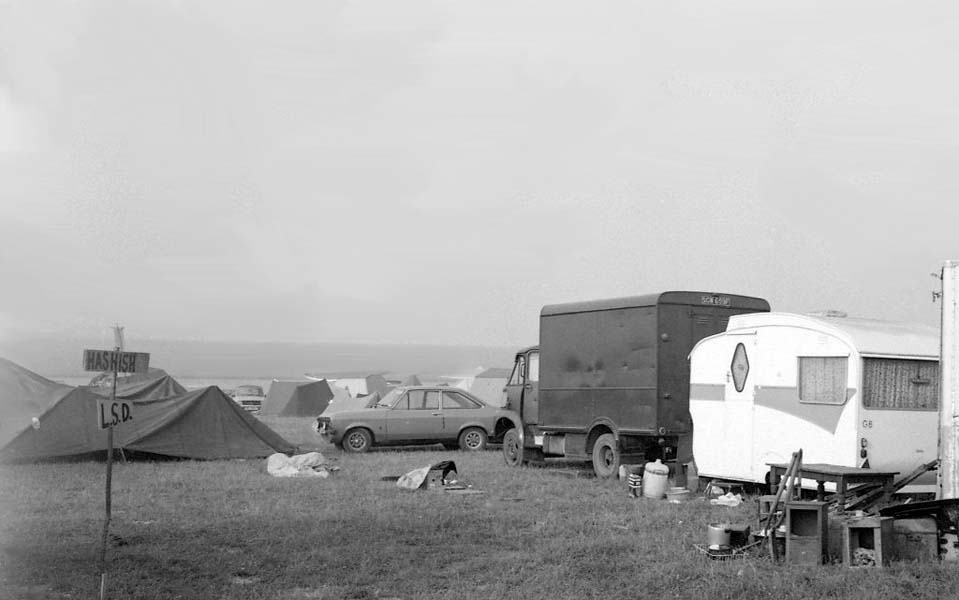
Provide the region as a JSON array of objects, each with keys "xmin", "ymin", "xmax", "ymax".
[
  {"xmin": 501, "ymin": 291, "xmax": 770, "ymax": 478},
  {"xmin": 688, "ymin": 311, "xmax": 939, "ymax": 492}
]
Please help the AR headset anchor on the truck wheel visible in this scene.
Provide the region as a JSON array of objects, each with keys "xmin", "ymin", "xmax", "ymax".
[
  {"xmin": 503, "ymin": 428, "xmax": 523, "ymax": 467},
  {"xmin": 591, "ymin": 433, "xmax": 619, "ymax": 478},
  {"xmin": 458, "ymin": 427, "xmax": 488, "ymax": 451}
]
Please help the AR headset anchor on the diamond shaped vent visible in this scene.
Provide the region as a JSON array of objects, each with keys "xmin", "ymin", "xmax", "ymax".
[{"xmin": 731, "ymin": 342, "xmax": 749, "ymax": 393}]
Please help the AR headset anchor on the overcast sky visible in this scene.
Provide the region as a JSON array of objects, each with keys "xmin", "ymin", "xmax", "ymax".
[{"xmin": 1, "ymin": 1, "xmax": 957, "ymax": 347}]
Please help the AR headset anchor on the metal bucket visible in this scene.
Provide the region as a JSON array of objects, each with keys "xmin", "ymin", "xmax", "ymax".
[{"xmin": 707, "ymin": 523, "xmax": 732, "ymax": 549}]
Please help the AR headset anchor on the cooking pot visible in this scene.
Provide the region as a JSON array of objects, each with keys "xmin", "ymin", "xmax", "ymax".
[{"xmin": 707, "ymin": 523, "xmax": 732, "ymax": 549}]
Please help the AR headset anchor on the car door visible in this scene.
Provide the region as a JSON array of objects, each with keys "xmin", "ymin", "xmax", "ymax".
[
  {"xmin": 441, "ymin": 390, "xmax": 484, "ymax": 439},
  {"xmin": 385, "ymin": 390, "xmax": 443, "ymax": 442}
]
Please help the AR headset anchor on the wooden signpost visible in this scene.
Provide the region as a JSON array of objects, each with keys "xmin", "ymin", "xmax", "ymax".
[{"xmin": 84, "ymin": 326, "xmax": 149, "ymax": 600}]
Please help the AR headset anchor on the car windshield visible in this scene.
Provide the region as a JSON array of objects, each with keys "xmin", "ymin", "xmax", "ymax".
[
  {"xmin": 236, "ymin": 385, "xmax": 264, "ymax": 397},
  {"xmin": 377, "ymin": 388, "xmax": 405, "ymax": 407}
]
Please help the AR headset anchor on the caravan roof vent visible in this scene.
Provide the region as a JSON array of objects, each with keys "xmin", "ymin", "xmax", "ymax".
[{"xmin": 808, "ymin": 309, "xmax": 848, "ymax": 318}]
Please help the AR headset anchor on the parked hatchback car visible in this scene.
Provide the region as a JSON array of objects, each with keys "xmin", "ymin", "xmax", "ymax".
[
  {"xmin": 232, "ymin": 384, "xmax": 265, "ymax": 414},
  {"xmin": 315, "ymin": 386, "xmax": 516, "ymax": 453}
]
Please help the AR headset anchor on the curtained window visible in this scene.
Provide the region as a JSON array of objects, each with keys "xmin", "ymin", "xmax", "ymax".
[
  {"xmin": 798, "ymin": 356, "xmax": 848, "ymax": 405},
  {"xmin": 862, "ymin": 358, "xmax": 938, "ymax": 410}
]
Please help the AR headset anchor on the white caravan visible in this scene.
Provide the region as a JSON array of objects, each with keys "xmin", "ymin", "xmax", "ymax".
[{"xmin": 689, "ymin": 312, "xmax": 939, "ymax": 492}]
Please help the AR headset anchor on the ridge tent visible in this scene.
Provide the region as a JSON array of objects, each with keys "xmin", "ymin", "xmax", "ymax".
[
  {"xmin": 0, "ymin": 357, "xmax": 74, "ymax": 448},
  {"xmin": 1, "ymin": 385, "xmax": 295, "ymax": 462},
  {"xmin": 88, "ymin": 367, "xmax": 175, "ymax": 389},
  {"xmin": 88, "ymin": 373, "xmax": 187, "ymax": 402},
  {"xmin": 400, "ymin": 374, "xmax": 422, "ymax": 386},
  {"xmin": 320, "ymin": 385, "xmax": 378, "ymax": 415},
  {"xmin": 463, "ymin": 367, "xmax": 511, "ymax": 407},
  {"xmin": 321, "ymin": 373, "xmax": 390, "ymax": 398},
  {"xmin": 262, "ymin": 380, "xmax": 334, "ymax": 416}
]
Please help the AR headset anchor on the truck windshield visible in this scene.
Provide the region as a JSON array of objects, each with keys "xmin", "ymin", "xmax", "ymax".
[
  {"xmin": 236, "ymin": 385, "xmax": 264, "ymax": 397},
  {"xmin": 509, "ymin": 356, "xmax": 525, "ymax": 385}
]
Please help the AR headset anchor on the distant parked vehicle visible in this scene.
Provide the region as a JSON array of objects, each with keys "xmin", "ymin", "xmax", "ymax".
[
  {"xmin": 232, "ymin": 384, "xmax": 265, "ymax": 414},
  {"xmin": 315, "ymin": 386, "xmax": 515, "ymax": 453}
]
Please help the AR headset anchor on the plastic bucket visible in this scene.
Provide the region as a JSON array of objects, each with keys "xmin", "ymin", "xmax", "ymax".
[{"xmin": 642, "ymin": 459, "xmax": 669, "ymax": 499}]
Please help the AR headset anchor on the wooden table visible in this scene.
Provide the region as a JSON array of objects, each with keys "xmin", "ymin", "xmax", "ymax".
[{"xmin": 768, "ymin": 463, "xmax": 898, "ymax": 510}]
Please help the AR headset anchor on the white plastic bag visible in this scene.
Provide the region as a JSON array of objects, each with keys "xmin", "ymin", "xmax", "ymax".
[{"xmin": 396, "ymin": 466, "xmax": 431, "ymax": 490}]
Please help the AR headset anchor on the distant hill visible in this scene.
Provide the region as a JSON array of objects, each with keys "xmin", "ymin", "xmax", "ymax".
[{"xmin": 0, "ymin": 336, "xmax": 520, "ymax": 380}]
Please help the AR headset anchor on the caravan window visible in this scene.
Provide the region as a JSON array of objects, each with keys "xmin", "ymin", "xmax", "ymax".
[
  {"xmin": 862, "ymin": 358, "xmax": 938, "ymax": 410},
  {"xmin": 798, "ymin": 356, "xmax": 848, "ymax": 405}
]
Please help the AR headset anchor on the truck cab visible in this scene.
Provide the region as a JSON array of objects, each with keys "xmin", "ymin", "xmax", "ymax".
[{"xmin": 503, "ymin": 346, "xmax": 540, "ymax": 425}]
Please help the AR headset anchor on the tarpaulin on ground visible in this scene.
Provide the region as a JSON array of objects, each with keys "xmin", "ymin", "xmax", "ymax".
[
  {"xmin": 266, "ymin": 452, "xmax": 335, "ymax": 477},
  {"xmin": 261, "ymin": 380, "xmax": 334, "ymax": 416},
  {"xmin": 1, "ymin": 385, "xmax": 296, "ymax": 462}
]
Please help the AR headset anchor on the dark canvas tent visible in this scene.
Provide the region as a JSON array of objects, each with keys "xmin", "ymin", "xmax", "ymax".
[
  {"xmin": 1, "ymin": 385, "xmax": 295, "ymax": 462},
  {"xmin": 88, "ymin": 367, "xmax": 176, "ymax": 389},
  {"xmin": 261, "ymin": 380, "xmax": 334, "ymax": 416},
  {"xmin": 88, "ymin": 372, "xmax": 187, "ymax": 402},
  {"xmin": 400, "ymin": 374, "xmax": 422, "ymax": 386},
  {"xmin": 0, "ymin": 357, "xmax": 74, "ymax": 448}
]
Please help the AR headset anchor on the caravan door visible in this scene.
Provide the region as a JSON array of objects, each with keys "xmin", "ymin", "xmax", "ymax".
[{"xmin": 724, "ymin": 338, "xmax": 756, "ymax": 480}]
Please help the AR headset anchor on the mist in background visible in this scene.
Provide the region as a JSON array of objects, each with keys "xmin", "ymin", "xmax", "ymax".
[{"xmin": 2, "ymin": 1, "xmax": 956, "ymax": 365}]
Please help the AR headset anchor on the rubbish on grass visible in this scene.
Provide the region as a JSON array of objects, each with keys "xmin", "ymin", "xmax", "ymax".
[
  {"xmin": 266, "ymin": 452, "xmax": 338, "ymax": 478},
  {"xmin": 666, "ymin": 487, "xmax": 691, "ymax": 503},
  {"xmin": 397, "ymin": 466, "xmax": 431, "ymax": 490},
  {"xmin": 445, "ymin": 487, "xmax": 484, "ymax": 495},
  {"xmin": 710, "ymin": 492, "xmax": 743, "ymax": 507},
  {"xmin": 851, "ymin": 547, "xmax": 877, "ymax": 566},
  {"xmin": 397, "ymin": 460, "xmax": 460, "ymax": 491},
  {"xmin": 693, "ymin": 540, "xmax": 761, "ymax": 561}
]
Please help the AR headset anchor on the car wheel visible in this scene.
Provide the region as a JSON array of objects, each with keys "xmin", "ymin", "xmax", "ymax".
[
  {"xmin": 458, "ymin": 427, "xmax": 487, "ymax": 451},
  {"xmin": 591, "ymin": 433, "xmax": 619, "ymax": 478},
  {"xmin": 342, "ymin": 428, "xmax": 372, "ymax": 453},
  {"xmin": 503, "ymin": 428, "xmax": 523, "ymax": 467}
]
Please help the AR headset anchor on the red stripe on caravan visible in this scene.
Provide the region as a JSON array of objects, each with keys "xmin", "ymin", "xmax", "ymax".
[
  {"xmin": 690, "ymin": 383, "xmax": 725, "ymax": 401},
  {"xmin": 753, "ymin": 386, "xmax": 853, "ymax": 434}
]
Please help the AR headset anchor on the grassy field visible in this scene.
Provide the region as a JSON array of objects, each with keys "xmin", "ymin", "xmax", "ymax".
[{"xmin": 1, "ymin": 417, "xmax": 957, "ymax": 599}]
